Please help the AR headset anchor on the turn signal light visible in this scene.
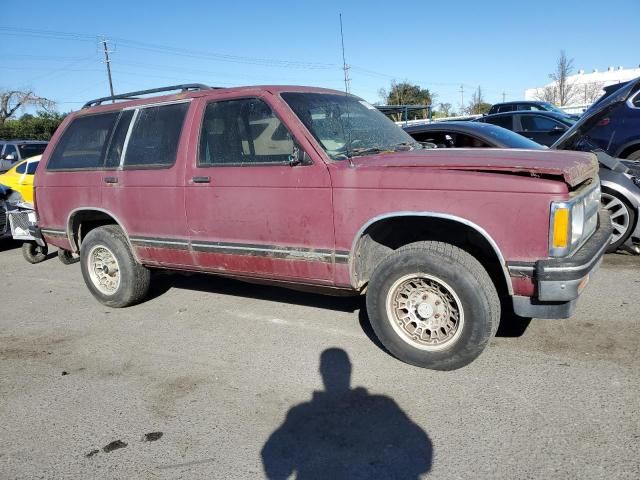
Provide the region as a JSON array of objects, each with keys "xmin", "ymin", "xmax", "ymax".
[{"xmin": 552, "ymin": 208, "xmax": 570, "ymax": 248}]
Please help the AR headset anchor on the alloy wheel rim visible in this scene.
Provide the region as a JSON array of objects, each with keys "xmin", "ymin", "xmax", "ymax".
[
  {"xmin": 87, "ymin": 245, "xmax": 120, "ymax": 295},
  {"xmin": 601, "ymin": 193, "xmax": 630, "ymax": 245},
  {"xmin": 385, "ymin": 273, "xmax": 464, "ymax": 351}
]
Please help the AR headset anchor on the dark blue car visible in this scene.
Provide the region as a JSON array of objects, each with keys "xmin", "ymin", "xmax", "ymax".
[{"xmin": 570, "ymin": 79, "xmax": 640, "ymax": 160}]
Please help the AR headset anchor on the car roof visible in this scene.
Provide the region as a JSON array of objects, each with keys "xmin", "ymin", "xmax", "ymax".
[
  {"xmin": 482, "ymin": 110, "xmax": 572, "ymax": 121},
  {"xmin": 77, "ymin": 85, "xmax": 347, "ymax": 116},
  {"xmin": 405, "ymin": 121, "xmax": 498, "ymax": 135},
  {"xmin": 492, "ymin": 101, "xmax": 549, "ymax": 106}
]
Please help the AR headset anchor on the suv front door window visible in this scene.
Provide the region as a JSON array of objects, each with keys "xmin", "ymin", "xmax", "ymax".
[{"xmin": 517, "ymin": 115, "xmax": 567, "ymax": 146}]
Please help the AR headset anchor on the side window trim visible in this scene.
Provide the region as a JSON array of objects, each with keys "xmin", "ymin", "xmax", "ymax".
[{"xmin": 119, "ymin": 108, "xmax": 139, "ymax": 168}]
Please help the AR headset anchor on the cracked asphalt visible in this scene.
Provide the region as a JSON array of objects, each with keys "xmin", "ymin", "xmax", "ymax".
[{"xmin": 0, "ymin": 241, "xmax": 638, "ymax": 479}]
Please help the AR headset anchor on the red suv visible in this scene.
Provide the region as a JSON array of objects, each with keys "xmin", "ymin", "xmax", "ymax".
[{"xmin": 33, "ymin": 84, "xmax": 611, "ymax": 370}]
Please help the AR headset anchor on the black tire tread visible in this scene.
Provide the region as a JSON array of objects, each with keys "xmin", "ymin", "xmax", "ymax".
[{"xmin": 80, "ymin": 225, "xmax": 150, "ymax": 307}]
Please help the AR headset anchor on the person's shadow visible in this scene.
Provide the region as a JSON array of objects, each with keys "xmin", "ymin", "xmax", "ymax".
[{"xmin": 261, "ymin": 348, "xmax": 433, "ymax": 479}]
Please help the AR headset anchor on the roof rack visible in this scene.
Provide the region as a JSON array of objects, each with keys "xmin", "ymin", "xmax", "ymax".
[{"xmin": 82, "ymin": 83, "xmax": 218, "ymax": 109}]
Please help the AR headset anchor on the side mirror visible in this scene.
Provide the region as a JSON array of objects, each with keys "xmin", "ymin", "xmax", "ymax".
[
  {"xmin": 5, "ymin": 153, "xmax": 16, "ymax": 161},
  {"xmin": 288, "ymin": 143, "xmax": 311, "ymax": 166}
]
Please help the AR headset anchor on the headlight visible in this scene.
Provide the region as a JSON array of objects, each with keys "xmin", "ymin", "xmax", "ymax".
[{"xmin": 549, "ymin": 181, "xmax": 600, "ymax": 257}]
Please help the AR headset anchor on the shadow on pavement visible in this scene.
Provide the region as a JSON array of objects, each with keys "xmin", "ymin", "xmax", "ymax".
[
  {"xmin": 148, "ymin": 271, "xmax": 361, "ymax": 313},
  {"xmin": 261, "ymin": 348, "xmax": 433, "ymax": 479}
]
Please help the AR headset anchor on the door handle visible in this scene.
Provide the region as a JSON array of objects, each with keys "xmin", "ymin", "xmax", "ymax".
[
  {"xmin": 192, "ymin": 176, "xmax": 211, "ymax": 184},
  {"xmin": 104, "ymin": 176, "xmax": 118, "ymax": 184}
]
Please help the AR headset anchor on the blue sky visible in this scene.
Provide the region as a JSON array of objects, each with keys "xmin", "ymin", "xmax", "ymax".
[{"xmin": 3, "ymin": 0, "xmax": 639, "ymax": 113}]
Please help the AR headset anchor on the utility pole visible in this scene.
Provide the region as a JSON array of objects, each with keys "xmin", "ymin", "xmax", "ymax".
[
  {"xmin": 459, "ymin": 85, "xmax": 464, "ymax": 112},
  {"xmin": 339, "ymin": 14, "xmax": 351, "ymax": 94},
  {"xmin": 502, "ymin": 91, "xmax": 506, "ymax": 102},
  {"xmin": 101, "ymin": 39, "xmax": 115, "ymax": 100}
]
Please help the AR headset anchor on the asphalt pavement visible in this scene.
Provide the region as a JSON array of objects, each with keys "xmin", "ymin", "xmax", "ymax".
[{"xmin": 0, "ymin": 241, "xmax": 638, "ymax": 479}]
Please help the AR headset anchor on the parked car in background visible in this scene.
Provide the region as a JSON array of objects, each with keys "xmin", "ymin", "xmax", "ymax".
[
  {"xmin": 31, "ymin": 84, "xmax": 610, "ymax": 370},
  {"xmin": 552, "ymin": 76, "xmax": 640, "ymax": 252},
  {"xmin": 0, "ymin": 155, "xmax": 41, "ymax": 204},
  {"xmin": 558, "ymin": 78, "xmax": 640, "ymax": 161},
  {"xmin": 403, "ymin": 121, "xmax": 545, "ymax": 150},
  {"xmin": 0, "ymin": 140, "xmax": 48, "ymax": 172},
  {"xmin": 475, "ymin": 111, "xmax": 576, "ymax": 146},
  {"xmin": 488, "ymin": 101, "xmax": 580, "ymax": 120}
]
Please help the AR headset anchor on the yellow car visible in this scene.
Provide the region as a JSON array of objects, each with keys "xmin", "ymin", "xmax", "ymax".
[{"xmin": 0, "ymin": 155, "xmax": 41, "ymax": 205}]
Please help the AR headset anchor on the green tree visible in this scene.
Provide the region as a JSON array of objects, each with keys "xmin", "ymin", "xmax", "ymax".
[
  {"xmin": 0, "ymin": 111, "xmax": 66, "ymax": 140},
  {"xmin": 378, "ymin": 80, "xmax": 435, "ymax": 121}
]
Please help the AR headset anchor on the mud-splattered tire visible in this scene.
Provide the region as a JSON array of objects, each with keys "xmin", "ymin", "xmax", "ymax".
[
  {"xmin": 366, "ymin": 241, "xmax": 500, "ymax": 371},
  {"xmin": 80, "ymin": 225, "xmax": 150, "ymax": 308},
  {"xmin": 22, "ymin": 242, "xmax": 48, "ymax": 264},
  {"xmin": 57, "ymin": 249, "xmax": 80, "ymax": 265}
]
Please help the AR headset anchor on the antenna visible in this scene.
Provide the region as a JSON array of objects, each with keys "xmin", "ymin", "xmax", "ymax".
[{"xmin": 339, "ymin": 13, "xmax": 351, "ymax": 94}]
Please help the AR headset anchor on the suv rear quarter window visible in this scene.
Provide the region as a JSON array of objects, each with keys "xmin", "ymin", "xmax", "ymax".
[
  {"xmin": 123, "ymin": 102, "xmax": 189, "ymax": 168},
  {"xmin": 47, "ymin": 112, "xmax": 119, "ymax": 170}
]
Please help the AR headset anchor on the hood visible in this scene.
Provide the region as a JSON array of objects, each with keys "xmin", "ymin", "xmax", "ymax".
[
  {"xmin": 351, "ymin": 148, "xmax": 598, "ymax": 187},
  {"xmin": 551, "ymin": 76, "xmax": 640, "ymax": 151}
]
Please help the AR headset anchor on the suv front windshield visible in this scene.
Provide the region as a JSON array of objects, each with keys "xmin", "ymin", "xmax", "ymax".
[{"xmin": 281, "ymin": 92, "xmax": 420, "ymax": 160}]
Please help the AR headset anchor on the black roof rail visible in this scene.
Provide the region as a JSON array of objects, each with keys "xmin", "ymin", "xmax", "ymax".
[{"xmin": 82, "ymin": 83, "xmax": 218, "ymax": 109}]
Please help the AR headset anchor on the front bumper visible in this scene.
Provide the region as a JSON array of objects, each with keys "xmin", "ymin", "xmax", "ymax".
[{"xmin": 509, "ymin": 209, "xmax": 613, "ymax": 318}]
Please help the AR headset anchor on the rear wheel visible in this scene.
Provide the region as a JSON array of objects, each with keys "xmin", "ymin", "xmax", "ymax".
[
  {"xmin": 22, "ymin": 242, "xmax": 48, "ymax": 264},
  {"xmin": 601, "ymin": 190, "xmax": 635, "ymax": 252},
  {"xmin": 365, "ymin": 241, "xmax": 500, "ymax": 370},
  {"xmin": 57, "ymin": 249, "xmax": 80, "ymax": 265},
  {"xmin": 80, "ymin": 225, "xmax": 150, "ymax": 307}
]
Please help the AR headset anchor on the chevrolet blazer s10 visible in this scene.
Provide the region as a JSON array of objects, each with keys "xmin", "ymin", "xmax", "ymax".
[{"xmin": 32, "ymin": 84, "xmax": 612, "ymax": 370}]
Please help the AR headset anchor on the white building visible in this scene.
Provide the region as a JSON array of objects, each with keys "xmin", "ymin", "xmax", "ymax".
[{"xmin": 524, "ymin": 65, "xmax": 640, "ymax": 113}]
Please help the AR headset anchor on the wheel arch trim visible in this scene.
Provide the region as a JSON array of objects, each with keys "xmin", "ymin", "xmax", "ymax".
[
  {"xmin": 349, "ymin": 211, "xmax": 513, "ymax": 294},
  {"xmin": 65, "ymin": 207, "xmax": 141, "ymax": 263}
]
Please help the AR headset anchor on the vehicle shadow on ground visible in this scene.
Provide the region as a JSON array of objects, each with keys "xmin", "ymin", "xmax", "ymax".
[
  {"xmin": 261, "ymin": 348, "xmax": 433, "ymax": 479},
  {"xmin": 148, "ymin": 271, "xmax": 362, "ymax": 313},
  {"xmin": 0, "ymin": 239, "xmax": 20, "ymax": 252}
]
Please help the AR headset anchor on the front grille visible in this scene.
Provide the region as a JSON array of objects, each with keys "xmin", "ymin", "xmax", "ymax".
[{"xmin": 9, "ymin": 211, "xmax": 32, "ymax": 232}]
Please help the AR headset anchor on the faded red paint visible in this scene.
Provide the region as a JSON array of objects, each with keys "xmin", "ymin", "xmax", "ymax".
[{"xmin": 35, "ymin": 86, "xmax": 598, "ymax": 297}]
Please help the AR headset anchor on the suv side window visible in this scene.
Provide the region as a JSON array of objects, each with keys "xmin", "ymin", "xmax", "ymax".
[
  {"xmin": 47, "ymin": 112, "xmax": 119, "ymax": 170},
  {"xmin": 199, "ymin": 98, "xmax": 294, "ymax": 166},
  {"xmin": 496, "ymin": 105, "xmax": 513, "ymax": 113},
  {"xmin": 520, "ymin": 115, "xmax": 560, "ymax": 131},
  {"xmin": 105, "ymin": 110, "xmax": 135, "ymax": 168},
  {"xmin": 123, "ymin": 102, "xmax": 189, "ymax": 169},
  {"xmin": 3, "ymin": 144, "xmax": 18, "ymax": 159},
  {"xmin": 485, "ymin": 115, "xmax": 513, "ymax": 129}
]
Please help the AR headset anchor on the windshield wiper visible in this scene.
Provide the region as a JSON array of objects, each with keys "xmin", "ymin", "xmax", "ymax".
[
  {"xmin": 390, "ymin": 141, "xmax": 422, "ymax": 151},
  {"xmin": 348, "ymin": 146, "xmax": 388, "ymax": 158}
]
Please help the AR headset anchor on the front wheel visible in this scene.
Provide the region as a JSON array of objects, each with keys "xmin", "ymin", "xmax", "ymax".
[
  {"xmin": 366, "ymin": 241, "xmax": 500, "ymax": 370},
  {"xmin": 80, "ymin": 225, "xmax": 151, "ymax": 307},
  {"xmin": 22, "ymin": 242, "xmax": 48, "ymax": 264}
]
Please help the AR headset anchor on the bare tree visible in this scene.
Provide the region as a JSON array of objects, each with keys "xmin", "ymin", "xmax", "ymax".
[
  {"xmin": 438, "ymin": 102, "xmax": 453, "ymax": 117},
  {"xmin": 533, "ymin": 85, "xmax": 558, "ymax": 104},
  {"xmin": 580, "ymin": 81, "xmax": 605, "ymax": 104},
  {"xmin": 549, "ymin": 51, "xmax": 577, "ymax": 106},
  {"xmin": 0, "ymin": 90, "xmax": 55, "ymax": 124},
  {"xmin": 466, "ymin": 86, "xmax": 491, "ymax": 115}
]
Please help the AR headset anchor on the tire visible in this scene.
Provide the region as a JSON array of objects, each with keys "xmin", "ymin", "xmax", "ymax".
[
  {"xmin": 57, "ymin": 249, "xmax": 80, "ymax": 265},
  {"xmin": 22, "ymin": 242, "xmax": 48, "ymax": 264},
  {"xmin": 626, "ymin": 150, "xmax": 640, "ymax": 161},
  {"xmin": 601, "ymin": 189, "xmax": 635, "ymax": 253},
  {"xmin": 366, "ymin": 241, "xmax": 500, "ymax": 371},
  {"xmin": 80, "ymin": 225, "xmax": 151, "ymax": 307}
]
